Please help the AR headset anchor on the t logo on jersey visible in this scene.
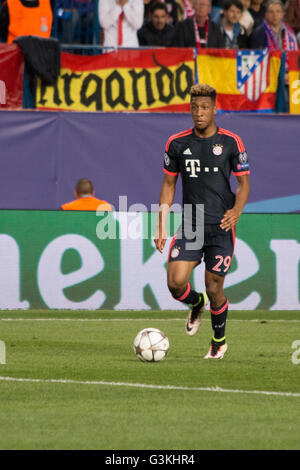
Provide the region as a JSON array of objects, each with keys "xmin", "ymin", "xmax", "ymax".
[{"xmin": 185, "ymin": 159, "xmax": 200, "ymax": 177}]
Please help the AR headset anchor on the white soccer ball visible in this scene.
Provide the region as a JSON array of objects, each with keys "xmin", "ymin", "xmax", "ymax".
[{"xmin": 133, "ymin": 328, "xmax": 169, "ymax": 362}]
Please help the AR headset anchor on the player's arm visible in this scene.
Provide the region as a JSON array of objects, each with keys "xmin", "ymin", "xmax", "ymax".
[
  {"xmin": 220, "ymin": 174, "xmax": 250, "ymax": 231},
  {"xmin": 154, "ymin": 173, "xmax": 178, "ymax": 253}
]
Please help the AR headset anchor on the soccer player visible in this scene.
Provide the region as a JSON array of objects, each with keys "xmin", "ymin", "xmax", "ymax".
[{"xmin": 154, "ymin": 83, "xmax": 250, "ymax": 359}]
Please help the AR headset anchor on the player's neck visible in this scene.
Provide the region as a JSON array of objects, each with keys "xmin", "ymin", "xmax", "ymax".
[{"xmin": 194, "ymin": 123, "xmax": 217, "ymax": 138}]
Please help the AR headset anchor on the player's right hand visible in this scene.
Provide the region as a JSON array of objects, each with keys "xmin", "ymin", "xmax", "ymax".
[
  {"xmin": 154, "ymin": 217, "xmax": 168, "ymax": 253},
  {"xmin": 154, "ymin": 236, "xmax": 168, "ymax": 253}
]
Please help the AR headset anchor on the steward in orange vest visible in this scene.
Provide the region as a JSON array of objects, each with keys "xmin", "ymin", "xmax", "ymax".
[
  {"xmin": 61, "ymin": 178, "xmax": 113, "ymax": 212},
  {"xmin": 61, "ymin": 197, "xmax": 113, "ymax": 212},
  {"xmin": 5, "ymin": 0, "xmax": 53, "ymax": 44}
]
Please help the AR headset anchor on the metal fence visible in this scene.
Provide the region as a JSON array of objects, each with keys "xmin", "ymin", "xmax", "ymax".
[{"xmin": 51, "ymin": 0, "xmax": 101, "ymax": 46}]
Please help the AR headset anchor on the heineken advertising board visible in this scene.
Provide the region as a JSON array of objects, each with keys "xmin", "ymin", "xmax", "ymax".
[{"xmin": 0, "ymin": 211, "xmax": 299, "ymax": 311}]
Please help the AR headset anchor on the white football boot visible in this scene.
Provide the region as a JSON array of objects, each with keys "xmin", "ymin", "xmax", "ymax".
[
  {"xmin": 185, "ymin": 292, "xmax": 208, "ymax": 336},
  {"xmin": 204, "ymin": 338, "xmax": 228, "ymax": 359}
]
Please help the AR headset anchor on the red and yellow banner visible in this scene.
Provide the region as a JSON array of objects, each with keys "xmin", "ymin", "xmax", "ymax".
[
  {"xmin": 36, "ymin": 48, "xmax": 195, "ymax": 112},
  {"xmin": 287, "ymin": 51, "xmax": 300, "ymax": 114},
  {"xmin": 0, "ymin": 44, "xmax": 24, "ymax": 109},
  {"xmin": 197, "ymin": 49, "xmax": 281, "ymax": 112}
]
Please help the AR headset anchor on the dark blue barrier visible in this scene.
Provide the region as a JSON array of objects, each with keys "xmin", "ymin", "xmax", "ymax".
[{"xmin": 0, "ymin": 111, "xmax": 299, "ymax": 212}]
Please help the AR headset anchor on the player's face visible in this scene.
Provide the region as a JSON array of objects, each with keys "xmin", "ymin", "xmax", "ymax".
[{"xmin": 191, "ymin": 96, "xmax": 217, "ymax": 131}]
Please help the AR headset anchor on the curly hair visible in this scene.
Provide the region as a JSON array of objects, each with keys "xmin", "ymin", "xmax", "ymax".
[{"xmin": 190, "ymin": 83, "xmax": 217, "ymax": 102}]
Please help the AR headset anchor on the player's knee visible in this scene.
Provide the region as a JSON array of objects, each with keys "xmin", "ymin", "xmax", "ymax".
[{"xmin": 167, "ymin": 274, "xmax": 187, "ymax": 298}]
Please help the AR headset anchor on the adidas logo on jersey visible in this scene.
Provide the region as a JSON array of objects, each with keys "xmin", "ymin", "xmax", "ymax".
[{"xmin": 183, "ymin": 148, "xmax": 192, "ymax": 155}]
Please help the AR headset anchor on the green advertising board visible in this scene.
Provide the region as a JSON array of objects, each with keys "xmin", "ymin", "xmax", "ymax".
[{"xmin": 0, "ymin": 210, "xmax": 299, "ymax": 310}]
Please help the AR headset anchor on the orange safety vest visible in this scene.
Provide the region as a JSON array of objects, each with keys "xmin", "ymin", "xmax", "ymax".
[
  {"xmin": 7, "ymin": 0, "xmax": 53, "ymax": 44},
  {"xmin": 61, "ymin": 196, "xmax": 113, "ymax": 212}
]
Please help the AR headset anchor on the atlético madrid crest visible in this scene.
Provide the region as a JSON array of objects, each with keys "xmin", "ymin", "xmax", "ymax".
[{"xmin": 237, "ymin": 49, "xmax": 270, "ymax": 102}]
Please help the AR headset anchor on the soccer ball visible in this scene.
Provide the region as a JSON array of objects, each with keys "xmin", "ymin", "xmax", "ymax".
[{"xmin": 133, "ymin": 328, "xmax": 169, "ymax": 362}]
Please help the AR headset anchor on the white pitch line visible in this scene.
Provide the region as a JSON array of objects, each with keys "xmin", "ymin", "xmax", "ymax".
[
  {"xmin": 0, "ymin": 318, "xmax": 300, "ymax": 323},
  {"xmin": 0, "ymin": 375, "xmax": 299, "ymax": 398},
  {"xmin": 2, "ymin": 318, "xmax": 185, "ymax": 322}
]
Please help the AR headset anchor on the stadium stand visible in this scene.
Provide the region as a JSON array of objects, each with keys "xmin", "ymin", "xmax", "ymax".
[
  {"xmin": 54, "ymin": 0, "xmax": 95, "ymax": 44},
  {"xmin": 52, "ymin": 0, "xmax": 100, "ymax": 44},
  {"xmin": 213, "ymin": 0, "xmax": 249, "ymax": 48},
  {"xmin": 284, "ymin": 0, "xmax": 300, "ymax": 34},
  {"xmin": 0, "ymin": 0, "xmax": 298, "ymax": 112},
  {"xmin": 138, "ymin": 1, "xmax": 176, "ymax": 46},
  {"xmin": 98, "ymin": 0, "xmax": 144, "ymax": 49}
]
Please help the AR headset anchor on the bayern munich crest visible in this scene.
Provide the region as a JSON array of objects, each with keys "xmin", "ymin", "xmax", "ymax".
[
  {"xmin": 171, "ymin": 247, "xmax": 180, "ymax": 258},
  {"xmin": 212, "ymin": 144, "xmax": 223, "ymax": 156}
]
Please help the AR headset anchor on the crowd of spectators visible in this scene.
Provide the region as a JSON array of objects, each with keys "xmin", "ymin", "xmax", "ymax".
[{"xmin": 0, "ymin": 0, "xmax": 299, "ymax": 50}]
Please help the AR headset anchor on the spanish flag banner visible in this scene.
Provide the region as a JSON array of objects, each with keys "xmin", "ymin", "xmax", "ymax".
[
  {"xmin": 0, "ymin": 44, "xmax": 24, "ymax": 109},
  {"xmin": 36, "ymin": 48, "xmax": 195, "ymax": 112},
  {"xmin": 196, "ymin": 49, "xmax": 281, "ymax": 112},
  {"xmin": 287, "ymin": 51, "xmax": 300, "ymax": 114}
]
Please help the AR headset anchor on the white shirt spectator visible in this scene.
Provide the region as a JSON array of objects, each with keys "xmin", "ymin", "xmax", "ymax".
[
  {"xmin": 240, "ymin": 9, "xmax": 254, "ymax": 35},
  {"xmin": 99, "ymin": 0, "xmax": 144, "ymax": 48}
]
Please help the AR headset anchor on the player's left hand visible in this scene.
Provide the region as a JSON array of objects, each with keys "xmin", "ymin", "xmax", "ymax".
[{"xmin": 220, "ymin": 208, "xmax": 239, "ymax": 231}]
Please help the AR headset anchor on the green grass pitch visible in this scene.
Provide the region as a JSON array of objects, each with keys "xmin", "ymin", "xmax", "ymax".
[{"xmin": 0, "ymin": 309, "xmax": 299, "ymax": 450}]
